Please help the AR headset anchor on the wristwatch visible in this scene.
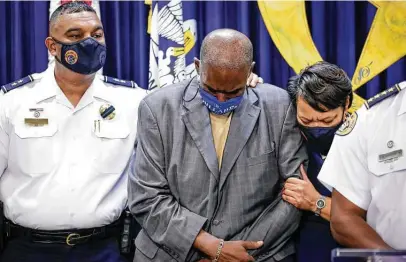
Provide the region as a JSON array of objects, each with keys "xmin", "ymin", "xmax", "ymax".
[{"xmin": 315, "ymin": 195, "xmax": 326, "ymax": 216}]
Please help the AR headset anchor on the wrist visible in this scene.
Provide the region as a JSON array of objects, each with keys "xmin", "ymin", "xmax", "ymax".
[
  {"xmin": 208, "ymin": 238, "xmax": 222, "ymax": 259},
  {"xmin": 314, "ymin": 195, "xmax": 326, "ymax": 215},
  {"xmin": 312, "ymin": 194, "xmax": 321, "ymax": 212},
  {"xmin": 193, "ymin": 231, "xmax": 221, "ymax": 258},
  {"xmin": 193, "ymin": 230, "xmax": 220, "ymax": 259},
  {"xmin": 213, "ymin": 239, "xmax": 224, "ymax": 262}
]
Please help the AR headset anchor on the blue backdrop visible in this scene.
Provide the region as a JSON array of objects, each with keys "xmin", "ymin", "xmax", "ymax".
[{"xmin": 0, "ymin": 1, "xmax": 405, "ymax": 100}]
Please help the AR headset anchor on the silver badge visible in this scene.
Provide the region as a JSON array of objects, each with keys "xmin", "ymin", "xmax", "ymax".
[
  {"xmin": 29, "ymin": 108, "xmax": 44, "ymax": 118},
  {"xmin": 378, "ymin": 149, "xmax": 403, "ymax": 163},
  {"xmin": 387, "ymin": 140, "xmax": 394, "ymax": 148}
]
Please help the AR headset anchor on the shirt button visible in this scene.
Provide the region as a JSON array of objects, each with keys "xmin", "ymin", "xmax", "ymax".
[
  {"xmin": 70, "ymin": 213, "xmax": 75, "ymax": 217},
  {"xmin": 213, "ymin": 220, "xmax": 220, "ymax": 226},
  {"xmin": 390, "ymin": 164, "xmax": 394, "ymax": 170}
]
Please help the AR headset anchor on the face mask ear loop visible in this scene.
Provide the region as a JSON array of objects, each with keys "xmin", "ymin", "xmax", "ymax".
[{"xmin": 182, "ymin": 75, "xmax": 199, "ymax": 107}]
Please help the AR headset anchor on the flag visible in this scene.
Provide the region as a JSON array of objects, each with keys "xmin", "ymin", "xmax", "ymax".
[
  {"xmin": 48, "ymin": 0, "xmax": 101, "ymax": 69},
  {"xmin": 350, "ymin": 1, "xmax": 406, "ymax": 111},
  {"xmin": 147, "ymin": 0, "xmax": 198, "ymax": 90},
  {"xmin": 258, "ymin": 0, "xmax": 406, "ymax": 112},
  {"xmin": 258, "ymin": 1, "xmax": 322, "ymax": 74}
]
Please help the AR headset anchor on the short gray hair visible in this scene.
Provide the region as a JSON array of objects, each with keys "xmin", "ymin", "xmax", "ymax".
[{"xmin": 200, "ymin": 29, "xmax": 253, "ymax": 71}]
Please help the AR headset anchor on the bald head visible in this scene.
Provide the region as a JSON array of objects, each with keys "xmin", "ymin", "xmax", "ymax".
[
  {"xmin": 200, "ymin": 29, "xmax": 253, "ymax": 71},
  {"xmin": 195, "ymin": 29, "xmax": 254, "ymax": 103}
]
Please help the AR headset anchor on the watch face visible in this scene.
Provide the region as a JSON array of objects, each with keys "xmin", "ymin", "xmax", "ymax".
[{"xmin": 316, "ymin": 199, "xmax": 326, "ymax": 209}]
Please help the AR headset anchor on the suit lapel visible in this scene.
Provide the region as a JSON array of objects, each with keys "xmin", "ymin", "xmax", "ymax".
[
  {"xmin": 181, "ymin": 79, "xmax": 220, "ymax": 181},
  {"xmin": 219, "ymin": 89, "xmax": 261, "ymax": 190}
]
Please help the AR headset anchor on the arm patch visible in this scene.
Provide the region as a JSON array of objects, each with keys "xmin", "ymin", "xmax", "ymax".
[{"xmin": 336, "ymin": 112, "xmax": 358, "ymax": 136}]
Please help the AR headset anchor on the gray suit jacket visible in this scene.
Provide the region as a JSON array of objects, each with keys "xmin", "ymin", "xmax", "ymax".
[{"xmin": 128, "ymin": 79, "xmax": 307, "ymax": 262}]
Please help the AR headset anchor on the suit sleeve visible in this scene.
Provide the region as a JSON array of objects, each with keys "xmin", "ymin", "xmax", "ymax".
[
  {"xmin": 128, "ymin": 100, "xmax": 207, "ymax": 262},
  {"xmin": 0, "ymin": 97, "xmax": 9, "ymax": 177},
  {"xmin": 235, "ymin": 102, "xmax": 306, "ymax": 257}
]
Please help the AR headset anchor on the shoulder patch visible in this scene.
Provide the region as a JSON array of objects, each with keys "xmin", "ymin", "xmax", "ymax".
[
  {"xmin": 336, "ymin": 112, "xmax": 358, "ymax": 136},
  {"xmin": 364, "ymin": 84, "xmax": 403, "ymax": 109},
  {"xmin": 1, "ymin": 75, "xmax": 34, "ymax": 94},
  {"xmin": 101, "ymin": 76, "xmax": 138, "ymax": 88}
]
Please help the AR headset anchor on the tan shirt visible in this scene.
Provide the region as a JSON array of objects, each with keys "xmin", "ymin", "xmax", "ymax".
[{"xmin": 209, "ymin": 112, "xmax": 233, "ymax": 168}]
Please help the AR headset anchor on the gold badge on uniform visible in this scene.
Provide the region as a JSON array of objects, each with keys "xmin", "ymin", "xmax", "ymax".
[
  {"xmin": 336, "ymin": 112, "xmax": 358, "ymax": 136},
  {"xmin": 25, "ymin": 108, "xmax": 48, "ymax": 126},
  {"xmin": 24, "ymin": 118, "xmax": 48, "ymax": 127},
  {"xmin": 99, "ymin": 104, "xmax": 116, "ymax": 120}
]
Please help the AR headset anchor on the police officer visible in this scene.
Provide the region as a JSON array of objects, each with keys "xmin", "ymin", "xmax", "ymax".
[
  {"xmin": 0, "ymin": 2, "xmax": 146, "ymax": 261},
  {"xmin": 0, "ymin": 3, "xmax": 263, "ymax": 261},
  {"xmin": 318, "ymin": 81, "xmax": 406, "ymax": 250}
]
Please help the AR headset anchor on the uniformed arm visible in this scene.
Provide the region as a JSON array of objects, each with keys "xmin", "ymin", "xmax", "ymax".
[
  {"xmin": 128, "ymin": 100, "xmax": 207, "ymax": 262},
  {"xmin": 233, "ymin": 102, "xmax": 306, "ymax": 257},
  {"xmin": 0, "ymin": 97, "xmax": 9, "ymax": 176},
  {"xmin": 331, "ymin": 190, "xmax": 391, "ymax": 249},
  {"xmin": 318, "ymin": 110, "xmax": 392, "ymax": 249}
]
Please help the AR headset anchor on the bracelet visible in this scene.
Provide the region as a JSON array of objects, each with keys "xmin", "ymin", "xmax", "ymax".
[{"xmin": 213, "ymin": 239, "xmax": 224, "ymax": 262}]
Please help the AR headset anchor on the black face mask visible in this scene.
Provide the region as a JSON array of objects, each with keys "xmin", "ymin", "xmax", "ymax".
[
  {"xmin": 53, "ymin": 37, "xmax": 106, "ymax": 75},
  {"xmin": 299, "ymin": 112, "xmax": 346, "ymax": 155}
]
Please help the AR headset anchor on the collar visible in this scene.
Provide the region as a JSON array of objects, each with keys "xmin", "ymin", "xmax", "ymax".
[
  {"xmin": 34, "ymin": 67, "xmax": 112, "ymax": 111},
  {"xmin": 398, "ymin": 81, "xmax": 406, "ymax": 116},
  {"xmin": 92, "ymin": 74, "xmax": 113, "ymax": 102},
  {"xmin": 34, "ymin": 66, "xmax": 58, "ymax": 104}
]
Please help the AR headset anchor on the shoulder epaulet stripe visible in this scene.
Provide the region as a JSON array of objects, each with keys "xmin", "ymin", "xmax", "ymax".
[
  {"xmin": 102, "ymin": 76, "xmax": 138, "ymax": 88},
  {"xmin": 364, "ymin": 83, "xmax": 405, "ymax": 109},
  {"xmin": 1, "ymin": 75, "xmax": 34, "ymax": 94}
]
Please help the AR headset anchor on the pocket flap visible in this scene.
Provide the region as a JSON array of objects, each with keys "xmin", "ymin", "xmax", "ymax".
[
  {"xmin": 15, "ymin": 122, "xmax": 58, "ymax": 139},
  {"xmin": 135, "ymin": 230, "xmax": 159, "ymax": 259},
  {"xmin": 94, "ymin": 120, "xmax": 130, "ymax": 139},
  {"xmin": 368, "ymin": 151, "xmax": 406, "ymax": 176}
]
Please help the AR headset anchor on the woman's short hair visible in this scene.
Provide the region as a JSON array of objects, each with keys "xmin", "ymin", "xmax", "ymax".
[{"xmin": 287, "ymin": 61, "xmax": 353, "ymax": 112}]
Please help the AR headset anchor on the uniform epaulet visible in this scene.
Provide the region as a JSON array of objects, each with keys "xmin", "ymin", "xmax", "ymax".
[
  {"xmin": 364, "ymin": 82, "xmax": 406, "ymax": 109},
  {"xmin": 1, "ymin": 75, "xmax": 35, "ymax": 94},
  {"xmin": 100, "ymin": 75, "xmax": 138, "ymax": 88}
]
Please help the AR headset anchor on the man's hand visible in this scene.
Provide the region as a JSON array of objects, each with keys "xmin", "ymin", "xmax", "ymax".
[
  {"xmin": 282, "ymin": 165, "xmax": 319, "ymax": 211},
  {"xmin": 218, "ymin": 240, "xmax": 263, "ymax": 262},
  {"xmin": 194, "ymin": 230, "xmax": 263, "ymax": 261},
  {"xmin": 247, "ymin": 73, "xmax": 263, "ymax": 88}
]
